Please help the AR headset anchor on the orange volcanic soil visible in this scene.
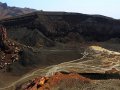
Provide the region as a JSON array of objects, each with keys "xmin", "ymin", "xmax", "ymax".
[{"xmin": 21, "ymin": 72, "xmax": 91, "ymax": 90}]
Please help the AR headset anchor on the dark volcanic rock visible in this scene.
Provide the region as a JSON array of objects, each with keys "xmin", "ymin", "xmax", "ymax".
[
  {"xmin": 0, "ymin": 11, "xmax": 120, "ymax": 44},
  {"xmin": 0, "ymin": 11, "xmax": 120, "ymax": 74}
]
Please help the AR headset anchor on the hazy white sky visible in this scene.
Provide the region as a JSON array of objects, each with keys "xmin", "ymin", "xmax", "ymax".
[{"xmin": 0, "ymin": 0, "xmax": 120, "ymax": 19}]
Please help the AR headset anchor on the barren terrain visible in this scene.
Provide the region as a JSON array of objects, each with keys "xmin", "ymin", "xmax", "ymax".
[{"xmin": 0, "ymin": 10, "xmax": 120, "ymax": 90}]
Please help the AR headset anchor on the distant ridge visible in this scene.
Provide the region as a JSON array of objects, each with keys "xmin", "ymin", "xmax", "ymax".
[{"xmin": 0, "ymin": 2, "xmax": 36, "ymax": 20}]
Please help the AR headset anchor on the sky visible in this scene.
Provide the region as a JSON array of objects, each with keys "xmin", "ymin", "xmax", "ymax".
[{"xmin": 0, "ymin": 0, "xmax": 120, "ymax": 19}]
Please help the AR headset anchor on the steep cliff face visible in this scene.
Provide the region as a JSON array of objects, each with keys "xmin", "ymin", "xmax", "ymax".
[{"xmin": 1, "ymin": 11, "xmax": 120, "ymax": 46}]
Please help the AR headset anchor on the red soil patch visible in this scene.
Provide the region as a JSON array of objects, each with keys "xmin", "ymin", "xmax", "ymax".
[{"xmin": 24, "ymin": 72, "xmax": 91, "ymax": 90}]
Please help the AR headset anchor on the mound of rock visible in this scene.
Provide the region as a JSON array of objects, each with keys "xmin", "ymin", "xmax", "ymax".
[
  {"xmin": 0, "ymin": 26, "xmax": 21, "ymax": 70},
  {"xmin": 18, "ymin": 72, "xmax": 90, "ymax": 90}
]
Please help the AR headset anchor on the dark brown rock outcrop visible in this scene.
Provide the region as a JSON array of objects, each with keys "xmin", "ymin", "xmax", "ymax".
[
  {"xmin": 0, "ymin": 11, "xmax": 120, "ymax": 45},
  {"xmin": 0, "ymin": 27, "xmax": 21, "ymax": 70}
]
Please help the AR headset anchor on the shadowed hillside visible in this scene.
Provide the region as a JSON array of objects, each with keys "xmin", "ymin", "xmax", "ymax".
[
  {"xmin": 1, "ymin": 11, "xmax": 120, "ymax": 44},
  {"xmin": 0, "ymin": 11, "xmax": 120, "ymax": 72}
]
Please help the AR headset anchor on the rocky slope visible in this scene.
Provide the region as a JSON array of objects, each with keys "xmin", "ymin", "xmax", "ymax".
[
  {"xmin": 15, "ymin": 45, "xmax": 120, "ymax": 90},
  {"xmin": 0, "ymin": 2, "xmax": 35, "ymax": 20},
  {"xmin": 0, "ymin": 11, "xmax": 120, "ymax": 90},
  {"xmin": 0, "ymin": 11, "xmax": 120, "ymax": 70},
  {"xmin": 1, "ymin": 11, "xmax": 120, "ymax": 44},
  {"xmin": 17, "ymin": 72, "xmax": 120, "ymax": 90}
]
